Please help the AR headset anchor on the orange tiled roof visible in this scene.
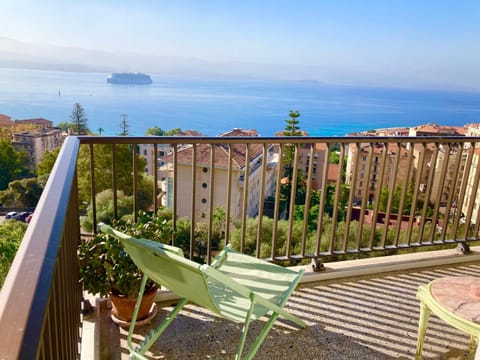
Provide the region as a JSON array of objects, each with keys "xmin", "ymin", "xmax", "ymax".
[{"xmin": 167, "ymin": 128, "xmax": 264, "ymax": 169}]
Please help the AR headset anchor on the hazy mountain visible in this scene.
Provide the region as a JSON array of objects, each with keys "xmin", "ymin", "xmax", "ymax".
[{"xmin": 0, "ymin": 37, "xmax": 475, "ymax": 91}]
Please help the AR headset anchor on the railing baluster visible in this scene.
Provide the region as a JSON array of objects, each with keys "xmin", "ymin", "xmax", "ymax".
[
  {"xmin": 240, "ymin": 144, "xmax": 250, "ymax": 254},
  {"xmin": 369, "ymin": 142, "xmax": 388, "ymax": 249},
  {"xmin": 207, "ymin": 144, "xmax": 215, "ymax": 263},
  {"xmin": 189, "ymin": 144, "xmax": 196, "ymax": 259},
  {"xmin": 406, "ymin": 143, "xmax": 426, "ymax": 245},
  {"xmin": 454, "ymin": 143, "xmax": 474, "ymax": 239},
  {"xmin": 417, "ymin": 142, "xmax": 438, "ymax": 243},
  {"xmin": 256, "ymin": 144, "xmax": 268, "ymax": 257},
  {"xmin": 301, "ymin": 144, "xmax": 315, "ymax": 257},
  {"xmin": 286, "ymin": 144, "xmax": 299, "ymax": 258},
  {"xmin": 331, "ymin": 143, "xmax": 345, "ymax": 252},
  {"xmin": 316, "ymin": 143, "xmax": 331, "ymax": 255},
  {"xmin": 112, "ymin": 144, "xmax": 118, "ymax": 220},
  {"xmin": 133, "ymin": 143, "xmax": 138, "ymax": 221},
  {"xmin": 357, "ymin": 142, "xmax": 374, "ymax": 251},
  {"xmin": 225, "ymin": 144, "xmax": 233, "ymax": 247},
  {"xmin": 271, "ymin": 144, "xmax": 283, "ymax": 260}
]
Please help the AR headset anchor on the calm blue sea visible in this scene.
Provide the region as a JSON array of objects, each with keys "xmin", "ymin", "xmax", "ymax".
[{"xmin": 1, "ymin": 67, "xmax": 480, "ymax": 137}]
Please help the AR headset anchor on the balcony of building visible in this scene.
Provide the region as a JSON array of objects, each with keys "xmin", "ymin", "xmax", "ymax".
[{"xmin": 1, "ymin": 134, "xmax": 480, "ymax": 359}]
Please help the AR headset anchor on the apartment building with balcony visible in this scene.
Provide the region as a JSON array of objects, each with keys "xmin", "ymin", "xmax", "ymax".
[
  {"xmin": 299, "ymin": 142, "xmax": 328, "ymax": 190},
  {"xmin": 346, "ymin": 142, "xmax": 411, "ymax": 204},
  {"xmin": 160, "ymin": 128, "xmax": 277, "ymax": 220},
  {"xmin": 12, "ymin": 127, "xmax": 64, "ymax": 171},
  {"xmin": 137, "ymin": 143, "xmax": 172, "ymax": 176},
  {"xmin": 430, "ymin": 144, "xmax": 468, "ymax": 205},
  {"xmin": 455, "ymin": 123, "xmax": 480, "ymax": 224}
]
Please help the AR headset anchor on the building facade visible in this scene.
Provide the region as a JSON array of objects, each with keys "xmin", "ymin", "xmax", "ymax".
[
  {"xmin": 12, "ymin": 128, "xmax": 64, "ymax": 170},
  {"xmin": 160, "ymin": 129, "xmax": 277, "ymax": 221}
]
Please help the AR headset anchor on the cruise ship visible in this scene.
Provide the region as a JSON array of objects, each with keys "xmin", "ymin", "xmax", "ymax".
[{"xmin": 106, "ymin": 72, "xmax": 153, "ymax": 85}]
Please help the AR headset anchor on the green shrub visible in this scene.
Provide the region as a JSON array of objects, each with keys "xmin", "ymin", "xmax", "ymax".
[{"xmin": 0, "ymin": 220, "xmax": 28, "ymax": 288}]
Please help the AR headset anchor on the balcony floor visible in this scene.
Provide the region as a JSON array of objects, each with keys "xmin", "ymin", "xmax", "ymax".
[{"xmin": 83, "ymin": 258, "xmax": 480, "ymax": 359}]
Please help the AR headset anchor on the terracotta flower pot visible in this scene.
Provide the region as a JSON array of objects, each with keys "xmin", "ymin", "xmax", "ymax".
[{"xmin": 109, "ymin": 286, "xmax": 157, "ymax": 322}]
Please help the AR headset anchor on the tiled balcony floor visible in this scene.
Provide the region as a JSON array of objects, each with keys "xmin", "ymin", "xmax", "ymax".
[{"xmin": 83, "ymin": 259, "xmax": 480, "ymax": 359}]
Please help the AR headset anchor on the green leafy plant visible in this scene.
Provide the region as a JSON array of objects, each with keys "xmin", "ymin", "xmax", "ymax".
[{"xmin": 78, "ymin": 209, "xmax": 173, "ymax": 298}]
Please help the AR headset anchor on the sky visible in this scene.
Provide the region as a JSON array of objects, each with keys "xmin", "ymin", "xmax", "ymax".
[{"xmin": 0, "ymin": 0, "xmax": 479, "ymax": 89}]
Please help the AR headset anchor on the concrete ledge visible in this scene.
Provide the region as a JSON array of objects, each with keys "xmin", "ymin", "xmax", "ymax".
[
  {"xmin": 154, "ymin": 246, "xmax": 480, "ymax": 304},
  {"xmin": 299, "ymin": 245, "xmax": 480, "ymax": 283}
]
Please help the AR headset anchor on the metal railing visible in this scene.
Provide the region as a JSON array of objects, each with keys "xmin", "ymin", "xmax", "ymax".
[
  {"xmin": 0, "ymin": 137, "xmax": 81, "ymax": 359},
  {"xmin": 1, "ymin": 134, "xmax": 480, "ymax": 359},
  {"xmin": 79, "ymin": 135, "xmax": 480, "ymax": 262}
]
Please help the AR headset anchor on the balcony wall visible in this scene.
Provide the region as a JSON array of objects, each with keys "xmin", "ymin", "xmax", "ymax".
[{"xmin": 1, "ymin": 135, "xmax": 480, "ymax": 359}]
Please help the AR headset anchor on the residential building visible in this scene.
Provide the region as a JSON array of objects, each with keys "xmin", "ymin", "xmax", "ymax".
[
  {"xmin": 346, "ymin": 142, "xmax": 411, "ymax": 204},
  {"xmin": 12, "ymin": 127, "xmax": 64, "ymax": 170},
  {"xmin": 15, "ymin": 117, "xmax": 53, "ymax": 129},
  {"xmin": 298, "ymin": 142, "xmax": 328, "ymax": 190},
  {"xmin": 160, "ymin": 129, "xmax": 277, "ymax": 220},
  {"xmin": 0, "ymin": 114, "xmax": 13, "ymax": 127},
  {"xmin": 138, "ymin": 143, "xmax": 172, "ymax": 177},
  {"xmin": 430, "ymin": 144, "xmax": 468, "ymax": 205},
  {"xmin": 457, "ymin": 124, "xmax": 480, "ymax": 223}
]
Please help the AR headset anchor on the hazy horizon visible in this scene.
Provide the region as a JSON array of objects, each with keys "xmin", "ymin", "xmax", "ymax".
[{"xmin": 0, "ymin": 1, "xmax": 479, "ymax": 91}]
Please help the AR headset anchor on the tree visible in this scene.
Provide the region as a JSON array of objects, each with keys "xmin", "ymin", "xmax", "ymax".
[
  {"xmin": 56, "ymin": 121, "xmax": 75, "ymax": 133},
  {"xmin": 0, "ymin": 141, "xmax": 29, "ymax": 190},
  {"xmin": 145, "ymin": 126, "xmax": 182, "ymax": 136},
  {"xmin": 280, "ymin": 110, "xmax": 305, "ymax": 218},
  {"xmin": 76, "ymin": 143, "xmax": 152, "ymax": 209},
  {"xmin": 282, "ymin": 110, "xmax": 302, "ymax": 137},
  {"xmin": 119, "ymin": 114, "xmax": 129, "ymax": 136},
  {"xmin": 0, "ymin": 221, "xmax": 27, "ymax": 287},
  {"xmin": 0, "ymin": 177, "xmax": 44, "ymax": 207},
  {"xmin": 70, "ymin": 103, "xmax": 89, "ymax": 135},
  {"xmin": 37, "ymin": 148, "xmax": 60, "ymax": 177}
]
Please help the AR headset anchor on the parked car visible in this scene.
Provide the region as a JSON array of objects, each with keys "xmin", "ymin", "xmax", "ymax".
[
  {"xmin": 5, "ymin": 212, "xmax": 17, "ymax": 219},
  {"xmin": 13, "ymin": 211, "xmax": 31, "ymax": 222},
  {"xmin": 25, "ymin": 212, "xmax": 33, "ymax": 223}
]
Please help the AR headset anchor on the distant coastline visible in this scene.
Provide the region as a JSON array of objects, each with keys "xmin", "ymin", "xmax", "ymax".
[{"xmin": 2, "ymin": 68, "xmax": 480, "ymax": 138}]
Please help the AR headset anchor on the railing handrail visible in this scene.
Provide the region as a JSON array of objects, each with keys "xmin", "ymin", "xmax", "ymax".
[
  {"xmin": 77, "ymin": 135, "xmax": 474, "ymax": 146},
  {"xmin": 0, "ymin": 136, "xmax": 81, "ymax": 359}
]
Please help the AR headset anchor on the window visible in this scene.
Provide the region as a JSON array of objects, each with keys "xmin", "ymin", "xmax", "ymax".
[
  {"xmin": 202, "ymin": 182, "xmax": 208, "ymax": 189},
  {"xmin": 201, "ymin": 198, "xmax": 207, "ymax": 204},
  {"xmin": 202, "ymin": 167, "xmax": 208, "ymax": 173}
]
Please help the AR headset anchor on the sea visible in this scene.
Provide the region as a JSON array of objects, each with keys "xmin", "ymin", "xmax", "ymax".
[{"xmin": 1, "ymin": 67, "xmax": 480, "ymax": 137}]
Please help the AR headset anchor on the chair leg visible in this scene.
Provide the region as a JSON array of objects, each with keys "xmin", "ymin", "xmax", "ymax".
[
  {"xmin": 129, "ymin": 297, "xmax": 189, "ymax": 359},
  {"xmin": 235, "ymin": 296, "xmax": 255, "ymax": 360},
  {"xmin": 244, "ymin": 313, "xmax": 279, "ymax": 360},
  {"xmin": 415, "ymin": 300, "xmax": 431, "ymax": 360},
  {"xmin": 468, "ymin": 335, "xmax": 478, "ymax": 360}
]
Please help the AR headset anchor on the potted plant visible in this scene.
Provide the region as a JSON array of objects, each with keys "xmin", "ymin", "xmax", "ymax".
[{"xmin": 78, "ymin": 209, "xmax": 174, "ymax": 323}]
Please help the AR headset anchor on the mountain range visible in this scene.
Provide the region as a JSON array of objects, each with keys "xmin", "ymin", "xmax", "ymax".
[{"xmin": 0, "ymin": 36, "xmax": 476, "ymax": 91}]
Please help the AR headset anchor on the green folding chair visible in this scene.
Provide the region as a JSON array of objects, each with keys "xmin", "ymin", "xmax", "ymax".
[{"xmin": 99, "ymin": 224, "xmax": 306, "ymax": 360}]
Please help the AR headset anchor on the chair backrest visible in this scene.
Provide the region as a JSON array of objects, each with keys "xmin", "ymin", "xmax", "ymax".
[{"xmin": 100, "ymin": 225, "xmax": 219, "ymax": 312}]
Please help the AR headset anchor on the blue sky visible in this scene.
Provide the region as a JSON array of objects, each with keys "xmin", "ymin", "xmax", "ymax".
[{"xmin": 0, "ymin": 0, "xmax": 479, "ymax": 88}]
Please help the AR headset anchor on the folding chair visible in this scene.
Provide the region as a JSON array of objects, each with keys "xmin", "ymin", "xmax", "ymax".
[{"xmin": 99, "ymin": 224, "xmax": 306, "ymax": 360}]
